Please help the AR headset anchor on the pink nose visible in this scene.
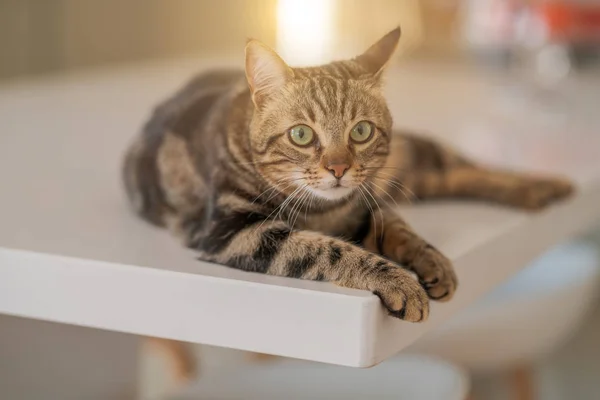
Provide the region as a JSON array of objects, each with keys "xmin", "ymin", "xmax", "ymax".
[{"xmin": 327, "ymin": 163, "xmax": 350, "ymax": 179}]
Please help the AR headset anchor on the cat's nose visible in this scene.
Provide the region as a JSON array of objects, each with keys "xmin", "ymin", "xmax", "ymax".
[{"xmin": 326, "ymin": 163, "xmax": 350, "ymax": 179}]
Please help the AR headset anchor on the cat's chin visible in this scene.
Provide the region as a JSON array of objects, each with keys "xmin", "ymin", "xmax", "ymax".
[{"xmin": 309, "ymin": 186, "xmax": 354, "ymax": 201}]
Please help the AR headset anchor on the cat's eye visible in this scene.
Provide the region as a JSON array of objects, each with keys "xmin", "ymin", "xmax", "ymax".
[
  {"xmin": 288, "ymin": 124, "xmax": 315, "ymax": 147},
  {"xmin": 350, "ymin": 121, "xmax": 374, "ymax": 143}
]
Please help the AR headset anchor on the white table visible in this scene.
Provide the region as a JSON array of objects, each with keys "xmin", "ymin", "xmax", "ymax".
[{"xmin": 1, "ymin": 58, "xmax": 599, "ymax": 368}]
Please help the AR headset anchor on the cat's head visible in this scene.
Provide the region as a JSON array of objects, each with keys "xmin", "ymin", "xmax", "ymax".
[{"xmin": 245, "ymin": 28, "xmax": 400, "ymax": 202}]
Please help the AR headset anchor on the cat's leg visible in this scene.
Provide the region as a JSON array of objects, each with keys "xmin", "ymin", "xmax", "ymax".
[
  {"xmin": 363, "ymin": 209, "xmax": 457, "ymax": 302},
  {"xmin": 403, "ymin": 168, "xmax": 574, "ymax": 210},
  {"xmin": 382, "ymin": 133, "xmax": 574, "ymax": 209},
  {"xmin": 174, "ymin": 200, "xmax": 429, "ymax": 322}
]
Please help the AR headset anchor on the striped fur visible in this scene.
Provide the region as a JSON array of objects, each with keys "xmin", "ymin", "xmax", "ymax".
[{"xmin": 123, "ymin": 28, "xmax": 573, "ymax": 321}]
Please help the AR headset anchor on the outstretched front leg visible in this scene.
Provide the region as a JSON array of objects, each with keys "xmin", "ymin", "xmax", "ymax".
[
  {"xmin": 379, "ymin": 133, "xmax": 574, "ymax": 210},
  {"xmin": 172, "ymin": 195, "xmax": 429, "ymax": 322}
]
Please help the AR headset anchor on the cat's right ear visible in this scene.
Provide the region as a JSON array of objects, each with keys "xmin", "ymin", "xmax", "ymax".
[{"xmin": 245, "ymin": 40, "xmax": 294, "ymax": 107}]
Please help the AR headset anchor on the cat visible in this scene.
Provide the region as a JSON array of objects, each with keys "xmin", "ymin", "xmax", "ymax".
[{"xmin": 123, "ymin": 27, "xmax": 573, "ymax": 322}]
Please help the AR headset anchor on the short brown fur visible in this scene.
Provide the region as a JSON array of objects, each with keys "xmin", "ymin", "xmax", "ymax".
[{"xmin": 123, "ymin": 27, "xmax": 573, "ymax": 322}]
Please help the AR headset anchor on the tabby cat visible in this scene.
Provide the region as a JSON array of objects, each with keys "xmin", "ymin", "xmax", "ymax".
[{"xmin": 123, "ymin": 28, "xmax": 573, "ymax": 322}]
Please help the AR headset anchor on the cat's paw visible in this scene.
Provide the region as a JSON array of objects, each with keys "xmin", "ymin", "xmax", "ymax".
[
  {"xmin": 397, "ymin": 244, "xmax": 457, "ymax": 302},
  {"xmin": 510, "ymin": 176, "xmax": 575, "ymax": 210},
  {"xmin": 372, "ymin": 268, "xmax": 430, "ymax": 322}
]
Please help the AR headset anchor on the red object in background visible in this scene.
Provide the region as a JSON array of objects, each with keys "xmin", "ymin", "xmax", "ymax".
[{"xmin": 536, "ymin": 1, "xmax": 600, "ymax": 43}]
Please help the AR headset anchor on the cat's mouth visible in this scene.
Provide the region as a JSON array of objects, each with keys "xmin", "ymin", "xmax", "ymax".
[{"xmin": 309, "ymin": 181, "xmax": 354, "ymax": 201}]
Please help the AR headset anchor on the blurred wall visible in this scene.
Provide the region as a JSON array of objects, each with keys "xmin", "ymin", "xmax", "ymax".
[
  {"xmin": 0, "ymin": 314, "xmax": 138, "ymax": 400},
  {"xmin": 0, "ymin": 0, "xmax": 277, "ymax": 81},
  {"xmin": 0, "ymin": 0, "xmax": 462, "ymax": 81}
]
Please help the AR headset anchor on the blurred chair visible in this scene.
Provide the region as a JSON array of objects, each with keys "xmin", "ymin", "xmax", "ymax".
[
  {"xmin": 409, "ymin": 241, "xmax": 600, "ymax": 400},
  {"xmin": 168, "ymin": 355, "xmax": 470, "ymax": 400},
  {"xmin": 139, "ymin": 338, "xmax": 198, "ymax": 400}
]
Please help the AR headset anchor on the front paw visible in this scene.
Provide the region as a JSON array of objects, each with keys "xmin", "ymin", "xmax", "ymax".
[
  {"xmin": 510, "ymin": 176, "xmax": 574, "ymax": 210},
  {"xmin": 372, "ymin": 267, "xmax": 430, "ymax": 322},
  {"xmin": 398, "ymin": 244, "xmax": 457, "ymax": 302}
]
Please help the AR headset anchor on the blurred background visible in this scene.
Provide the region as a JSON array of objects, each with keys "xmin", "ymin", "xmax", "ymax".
[
  {"xmin": 1, "ymin": 1, "xmax": 600, "ymax": 399},
  {"xmin": 1, "ymin": 0, "xmax": 599, "ymax": 81}
]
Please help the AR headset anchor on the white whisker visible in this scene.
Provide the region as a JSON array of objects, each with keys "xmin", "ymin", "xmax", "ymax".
[
  {"xmin": 362, "ymin": 184, "xmax": 385, "ymax": 242},
  {"xmin": 357, "ymin": 185, "xmax": 376, "ymax": 240},
  {"xmin": 289, "ymin": 188, "xmax": 311, "ymax": 233},
  {"xmin": 372, "ymin": 173, "xmax": 416, "ymax": 204},
  {"xmin": 305, "ymin": 189, "xmax": 315, "ymax": 223},
  {"xmin": 254, "ymin": 184, "xmax": 305, "ymax": 233},
  {"xmin": 365, "ymin": 180, "xmax": 400, "ymax": 209},
  {"xmin": 254, "ymin": 177, "xmax": 304, "ymax": 204}
]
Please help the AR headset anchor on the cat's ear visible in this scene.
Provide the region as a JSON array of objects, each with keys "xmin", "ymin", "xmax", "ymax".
[
  {"xmin": 354, "ymin": 27, "xmax": 401, "ymax": 77},
  {"xmin": 245, "ymin": 40, "xmax": 294, "ymax": 106}
]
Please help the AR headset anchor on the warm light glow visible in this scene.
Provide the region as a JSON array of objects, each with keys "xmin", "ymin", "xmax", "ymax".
[{"xmin": 276, "ymin": 0, "xmax": 335, "ymax": 66}]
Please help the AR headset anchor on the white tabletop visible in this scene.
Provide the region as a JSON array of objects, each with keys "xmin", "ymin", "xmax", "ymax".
[{"xmin": 1, "ymin": 58, "xmax": 599, "ymax": 367}]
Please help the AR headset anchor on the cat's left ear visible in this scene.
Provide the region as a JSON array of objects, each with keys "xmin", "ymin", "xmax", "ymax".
[
  {"xmin": 354, "ymin": 27, "xmax": 401, "ymax": 78},
  {"xmin": 245, "ymin": 40, "xmax": 294, "ymax": 107}
]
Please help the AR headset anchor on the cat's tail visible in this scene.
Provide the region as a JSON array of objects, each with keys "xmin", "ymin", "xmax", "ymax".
[{"xmin": 121, "ymin": 133, "xmax": 169, "ymax": 227}]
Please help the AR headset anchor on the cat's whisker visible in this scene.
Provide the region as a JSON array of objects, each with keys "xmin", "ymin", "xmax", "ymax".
[
  {"xmin": 362, "ymin": 184, "xmax": 385, "ymax": 243},
  {"xmin": 251, "ymin": 179, "xmax": 289, "ymax": 204},
  {"xmin": 372, "ymin": 173, "xmax": 416, "ymax": 204},
  {"xmin": 257, "ymin": 177, "xmax": 305, "ymax": 204},
  {"xmin": 296, "ymin": 189, "xmax": 312, "ymax": 224},
  {"xmin": 365, "ymin": 180, "xmax": 400, "ymax": 209},
  {"xmin": 253, "ymin": 185, "xmax": 287, "ymax": 205},
  {"xmin": 369, "ymin": 170, "xmax": 411, "ymax": 189},
  {"xmin": 381, "ymin": 181, "xmax": 414, "ymax": 205},
  {"xmin": 369, "ymin": 176, "xmax": 406, "ymax": 198},
  {"xmin": 283, "ymin": 187, "xmax": 310, "ymax": 233},
  {"xmin": 262, "ymin": 183, "xmax": 294, "ymax": 205},
  {"xmin": 286, "ymin": 187, "xmax": 305, "ymax": 228},
  {"xmin": 289, "ymin": 187, "xmax": 311, "ymax": 233},
  {"xmin": 361, "ymin": 167, "xmax": 407, "ymax": 185},
  {"xmin": 357, "ymin": 185, "xmax": 377, "ymax": 240},
  {"xmin": 305, "ymin": 188, "xmax": 315, "ymax": 223},
  {"xmin": 275, "ymin": 185, "xmax": 304, "ymax": 214},
  {"xmin": 274, "ymin": 184, "xmax": 307, "ymax": 223},
  {"xmin": 252, "ymin": 187, "xmax": 278, "ymax": 204},
  {"xmin": 254, "ymin": 184, "xmax": 305, "ymax": 233},
  {"xmin": 369, "ymin": 169, "xmax": 405, "ymax": 182}
]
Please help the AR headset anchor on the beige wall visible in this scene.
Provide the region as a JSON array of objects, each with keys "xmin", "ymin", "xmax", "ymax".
[
  {"xmin": 0, "ymin": 314, "xmax": 139, "ymax": 400},
  {"xmin": 0, "ymin": 0, "xmax": 276, "ymax": 81},
  {"xmin": 0, "ymin": 0, "xmax": 461, "ymax": 81},
  {"xmin": 0, "ymin": 0, "xmax": 64, "ymax": 79},
  {"xmin": 59, "ymin": 0, "xmax": 276, "ymax": 68}
]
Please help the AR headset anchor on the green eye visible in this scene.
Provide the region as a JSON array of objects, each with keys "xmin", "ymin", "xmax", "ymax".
[
  {"xmin": 288, "ymin": 124, "xmax": 315, "ymax": 147},
  {"xmin": 350, "ymin": 121, "xmax": 374, "ymax": 143}
]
